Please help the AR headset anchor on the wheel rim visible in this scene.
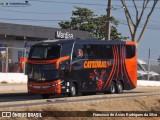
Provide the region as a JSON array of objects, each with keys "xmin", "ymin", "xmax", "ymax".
[
  {"xmin": 111, "ymin": 83, "xmax": 115, "ymax": 93},
  {"xmin": 71, "ymin": 86, "xmax": 76, "ymax": 96},
  {"xmin": 119, "ymin": 84, "xmax": 123, "ymax": 92},
  {"xmin": 117, "ymin": 83, "xmax": 123, "ymax": 93}
]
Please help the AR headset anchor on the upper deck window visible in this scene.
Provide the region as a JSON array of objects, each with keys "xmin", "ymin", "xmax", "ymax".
[
  {"xmin": 29, "ymin": 45, "xmax": 61, "ymax": 59},
  {"xmin": 126, "ymin": 45, "xmax": 135, "ymax": 59},
  {"xmin": 72, "ymin": 44, "xmax": 114, "ymax": 61}
]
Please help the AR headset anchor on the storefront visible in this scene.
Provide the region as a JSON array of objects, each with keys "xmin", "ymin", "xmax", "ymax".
[{"xmin": 0, "ymin": 22, "xmax": 89, "ymax": 72}]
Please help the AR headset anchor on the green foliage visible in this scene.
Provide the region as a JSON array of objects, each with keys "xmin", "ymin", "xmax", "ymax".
[{"xmin": 59, "ymin": 7, "xmax": 127, "ymax": 40}]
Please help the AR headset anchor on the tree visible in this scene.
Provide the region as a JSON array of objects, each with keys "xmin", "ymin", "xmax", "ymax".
[
  {"xmin": 59, "ymin": 7, "xmax": 127, "ymax": 40},
  {"xmin": 121, "ymin": 0, "xmax": 158, "ymax": 44}
]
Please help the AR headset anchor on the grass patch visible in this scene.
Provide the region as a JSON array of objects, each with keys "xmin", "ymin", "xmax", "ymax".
[
  {"xmin": 1, "ymin": 81, "xmax": 8, "ymax": 84},
  {"xmin": 133, "ymin": 99, "xmax": 150, "ymax": 111},
  {"xmin": 151, "ymin": 106, "xmax": 160, "ymax": 111}
]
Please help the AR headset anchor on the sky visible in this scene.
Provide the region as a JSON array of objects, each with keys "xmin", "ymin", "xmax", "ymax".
[{"xmin": 0, "ymin": 0, "xmax": 160, "ymax": 59}]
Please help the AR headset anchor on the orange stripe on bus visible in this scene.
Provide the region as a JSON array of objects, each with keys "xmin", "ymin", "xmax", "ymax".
[
  {"xmin": 56, "ymin": 56, "xmax": 70, "ymax": 69},
  {"xmin": 103, "ymin": 45, "xmax": 116, "ymax": 89},
  {"xmin": 28, "ymin": 56, "xmax": 70, "ymax": 69}
]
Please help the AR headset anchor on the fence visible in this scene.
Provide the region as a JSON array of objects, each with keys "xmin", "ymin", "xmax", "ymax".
[
  {"xmin": 0, "ymin": 47, "xmax": 26, "ymax": 73},
  {"xmin": 0, "ymin": 47, "xmax": 160, "ymax": 81},
  {"xmin": 138, "ymin": 58, "xmax": 160, "ymax": 81}
]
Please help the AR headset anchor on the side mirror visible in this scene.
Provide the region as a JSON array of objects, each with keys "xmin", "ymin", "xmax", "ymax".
[
  {"xmin": 20, "ymin": 57, "xmax": 28, "ymax": 75},
  {"xmin": 24, "ymin": 62, "xmax": 28, "ymax": 75}
]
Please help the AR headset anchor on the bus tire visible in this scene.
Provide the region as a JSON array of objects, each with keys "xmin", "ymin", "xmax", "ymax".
[
  {"xmin": 116, "ymin": 82, "xmax": 123, "ymax": 94},
  {"xmin": 109, "ymin": 82, "xmax": 116, "ymax": 94},
  {"xmin": 68, "ymin": 83, "xmax": 77, "ymax": 97},
  {"xmin": 41, "ymin": 94, "xmax": 50, "ymax": 99}
]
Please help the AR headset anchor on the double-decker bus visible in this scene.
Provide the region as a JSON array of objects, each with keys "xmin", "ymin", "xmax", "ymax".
[{"xmin": 27, "ymin": 39, "xmax": 137, "ymax": 98}]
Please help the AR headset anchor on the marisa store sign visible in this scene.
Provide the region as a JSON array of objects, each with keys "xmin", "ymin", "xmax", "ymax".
[{"xmin": 55, "ymin": 31, "xmax": 74, "ymax": 39}]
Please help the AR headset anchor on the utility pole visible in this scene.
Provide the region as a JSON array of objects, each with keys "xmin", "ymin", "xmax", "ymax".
[
  {"xmin": 147, "ymin": 48, "xmax": 151, "ymax": 81},
  {"xmin": 105, "ymin": 0, "xmax": 112, "ymax": 40}
]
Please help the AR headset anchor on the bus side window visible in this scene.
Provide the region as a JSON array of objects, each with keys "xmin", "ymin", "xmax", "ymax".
[
  {"xmin": 126, "ymin": 45, "xmax": 135, "ymax": 59},
  {"xmin": 88, "ymin": 45, "xmax": 113, "ymax": 60},
  {"xmin": 105, "ymin": 45, "xmax": 113, "ymax": 59},
  {"xmin": 87, "ymin": 45, "xmax": 98, "ymax": 59},
  {"xmin": 72, "ymin": 44, "xmax": 83, "ymax": 61}
]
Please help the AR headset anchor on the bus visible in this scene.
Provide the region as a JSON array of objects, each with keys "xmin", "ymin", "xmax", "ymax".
[{"xmin": 27, "ymin": 38, "xmax": 137, "ymax": 98}]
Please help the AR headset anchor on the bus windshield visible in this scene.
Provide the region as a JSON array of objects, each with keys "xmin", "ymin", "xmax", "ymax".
[
  {"xmin": 29, "ymin": 45, "xmax": 61, "ymax": 60},
  {"xmin": 28, "ymin": 63, "xmax": 59, "ymax": 81}
]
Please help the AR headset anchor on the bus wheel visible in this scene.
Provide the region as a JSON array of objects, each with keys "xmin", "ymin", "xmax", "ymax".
[
  {"xmin": 116, "ymin": 82, "xmax": 123, "ymax": 94},
  {"xmin": 109, "ymin": 82, "xmax": 116, "ymax": 94},
  {"xmin": 41, "ymin": 94, "xmax": 50, "ymax": 99},
  {"xmin": 68, "ymin": 83, "xmax": 77, "ymax": 97}
]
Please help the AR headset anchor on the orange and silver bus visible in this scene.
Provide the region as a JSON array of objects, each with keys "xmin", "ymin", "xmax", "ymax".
[{"xmin": 27, "ymin": 39, "xmax": 137, "ymax": 98}]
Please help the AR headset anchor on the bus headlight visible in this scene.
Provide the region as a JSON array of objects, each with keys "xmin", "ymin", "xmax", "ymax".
[{"xmin": 51, "ymin": 80, "xmax": 64, "ymax": 87}]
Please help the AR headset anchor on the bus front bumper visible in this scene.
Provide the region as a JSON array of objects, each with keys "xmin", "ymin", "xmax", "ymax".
[{"xmin": 28, "ymin": 79, "xmax": 63, "ymax": 94}]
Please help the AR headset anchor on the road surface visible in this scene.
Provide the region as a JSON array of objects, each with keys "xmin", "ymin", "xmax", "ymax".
[{"xmin": 0, "ymin": 85, "xmax": 160, "ymax": 109}]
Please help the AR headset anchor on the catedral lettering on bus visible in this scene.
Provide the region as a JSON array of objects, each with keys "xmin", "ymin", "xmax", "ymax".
[
  {"xmin": 23, "ymin": 38, "xmax": 137, "ymax": 98},
  {"xmin": 84, "ymin": 61, "xmax": 111, "ymax": 68}
]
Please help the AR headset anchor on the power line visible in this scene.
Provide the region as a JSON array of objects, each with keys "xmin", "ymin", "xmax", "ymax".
[
  {"xmin": 0, "ymin": 24, "xmax": 60, "ymax": 28},
  {"xmin": 117, "ymin": 18, "xmax": 160, "ymax": 27},
  {"xmin": 29, "ymin": 0, "xmax": 106, "ymax": 6},
  {"xmin": 113, "ymin": 8, "xmax": 160, "ymax": 24},
  {"xmin": 112, "ymin": 4, "xmax": 160, "ymax": 9},
  {"xmin": 120, "ymin": 22, "xmax": 160, "ymax": 30},
  {"xmin": 0, "ymin": 17, "xmax": 69, "ymax": 22},
  {"xmin": 29, "ymin": 0, "xmax": 160, "ymax": 9},
  {"xmin": 0, "ymin": 8, "xmax": 106, "ymax": 15},
  {"xmin": 117, "ymin": 19, "xmax": 160, "ymax": 31},
  {"xmin": 0, "ymin": 5, "xmax": 157, "ymax": 16},
  {"xmin": 1, "ymin": 17, "xmax": 159, "ymax": 30},
  {"xmin": 0, "ymin": 16, "xmax": 159, "ymax": 29},
  {"xmin": 0, "ymin": 8, "xmax": 72, "ymax": 15}
]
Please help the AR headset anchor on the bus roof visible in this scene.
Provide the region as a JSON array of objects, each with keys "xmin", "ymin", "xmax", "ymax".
[{"xmin": 33, "ymin": 38, "xmax": 135, "ymax": 46}]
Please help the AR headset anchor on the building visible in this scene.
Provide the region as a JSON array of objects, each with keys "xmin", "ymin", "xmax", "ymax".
[
  {"xmin": 0, "ymin": 22, "xmax": 89, "ymax": 72},
  {"xmin": 0, "ymin": 22, "xmax": 89, "ymax": 60}
]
